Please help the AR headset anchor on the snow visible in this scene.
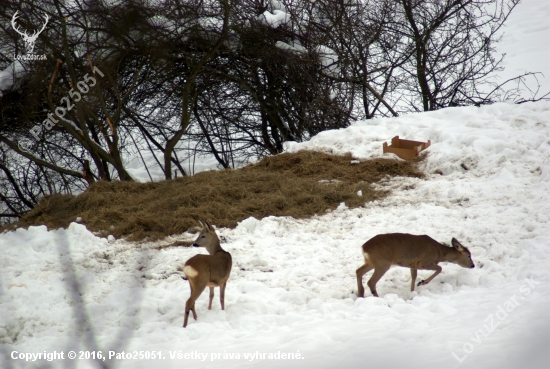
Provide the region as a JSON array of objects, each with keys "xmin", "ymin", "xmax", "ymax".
[
  {"xmin": 315, "ymin": 45, "xmax": 339, "ymax": 76},
  {"xmin": 275, "ymin": 41, "xmax": 307, "ymax": 55},
  {"xmin": 259, "ymin": 9, "xmax": 290, "ymax": 28},
  {"xmin": 1, "ymin": 1, "xmax": 549, "ymax": 368},
  {"xmin": 1, "ymin": 100, "xmax": 549, "ymax": 368},
  {"xmin": 0, "ymin": 61, "xmax": 25, "ymax": 97},
  {"xmin": 270, "ymin": 0, "xmax": 286, "ymax": 12},
  {"xmin": 126, "ymin": 150, "xmax": 221, "ymax": 180}
]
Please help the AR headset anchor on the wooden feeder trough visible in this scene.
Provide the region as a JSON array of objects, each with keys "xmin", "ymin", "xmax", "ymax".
[{"xmin": 382, "ymin": 136, "xmax": 431, "ymax": 160}]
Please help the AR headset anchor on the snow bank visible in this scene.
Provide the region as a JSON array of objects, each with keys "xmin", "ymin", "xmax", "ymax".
[{"xmin": 1, "ymin": 101, "xmax": 548, "ymax": 368}]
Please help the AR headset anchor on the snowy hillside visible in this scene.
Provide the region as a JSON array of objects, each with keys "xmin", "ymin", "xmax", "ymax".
[
  {"xmin": 2, "ymin": 1, "xmax": 550, "ymax": 366},
  {"xmin": 1, "ymin": 101, "xmax": 549, "ymax": 369}
]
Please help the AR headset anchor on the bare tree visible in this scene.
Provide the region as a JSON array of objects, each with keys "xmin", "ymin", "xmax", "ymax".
[
  {"xmin": 398, "ymin": 0, "xmax": 521, "ymax": 110},
  {"xmin": 0, "ymin": 0, "xmax": 546, "ymax": 223}
]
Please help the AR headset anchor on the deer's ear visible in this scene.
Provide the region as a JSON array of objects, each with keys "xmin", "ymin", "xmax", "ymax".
[
  {"xmin": 205, "ymin": 221, "xmax": 215, "ymax": 233},
  {"xmin": 451, "ymin": 238, "xmax": 464, "ymax": 251}
]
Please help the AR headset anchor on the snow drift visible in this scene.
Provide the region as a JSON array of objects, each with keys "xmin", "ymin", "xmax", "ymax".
[{"xmin": 1, "ymin": 101, "xmax": 548, "ymax": 369}]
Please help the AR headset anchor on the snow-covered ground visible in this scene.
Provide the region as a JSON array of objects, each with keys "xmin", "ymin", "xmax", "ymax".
[
  {"xmin": 1, "ymin": 100, "xmax": 549, "ymax": 369},
  {"xmin": 1, "ymin": 1, "xmax": 549, "ymax": 368}
]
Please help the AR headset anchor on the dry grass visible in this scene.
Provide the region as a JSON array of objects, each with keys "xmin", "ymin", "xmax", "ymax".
[{"xmin": 5, "ymin": 151, "xmax": 425, "ymax": 241}]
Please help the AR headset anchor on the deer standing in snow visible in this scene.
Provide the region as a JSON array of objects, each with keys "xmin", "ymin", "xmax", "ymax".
[
  {"xmin": 356, "ymin": 233, "xmax": 474, "ymax": 298},
  {"xmin": 182, "ymin": 220, "xmax": 232, "ymax": 328}
]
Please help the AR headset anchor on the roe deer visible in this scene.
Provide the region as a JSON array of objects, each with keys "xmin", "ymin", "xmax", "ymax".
[
  {"xmin": 182, "ymin": 220, "xmax": 232, "ymax": 328},
  {"xmin": 356, "ymin": 233, "xmax": 474, "ymax": 298}
]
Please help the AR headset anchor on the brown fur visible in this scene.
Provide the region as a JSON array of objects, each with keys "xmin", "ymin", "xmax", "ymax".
[
  {"xmin": 356, "ymin": 233, "xmax": 474, "ymax": 297},
  {"xmin": 183, "ymin": 220, "xmax": 232, "ymax": 328}
]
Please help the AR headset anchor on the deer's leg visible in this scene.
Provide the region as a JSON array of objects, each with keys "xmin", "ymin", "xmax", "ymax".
[
  {"xmin": 410, "ymin": 268, "xmax": 417, "ymax": 291},
  {"xmin": 356, "ymin": 261, "xmax": 374, "ymax": 298},
  {"xmin": 367, "ymin": 265, "xmax": 390, "ymax": 297},
  {"xmin": 189, "ymin": 284, "xmax": 206, "ymax": 320},
  {"xmin": 220, "ymin": 282, "xmax": 227, "ymax": 310},
  {"xmin": 417, "ymin": 265, "xmax": 442, "ymax": 287},
  {"xmin": 183, "ymin": 282, "xmax": 193, "ymax": 328},
  {"xmin": 184, "ymin": 296, "xmax": 196, "ymax": 328},
  {"xmin": 208, "ymin": 287, "xmax": 214, "ymax": 310},
  {"xmin": 183, "ymin": 282, "xmax": 206, "ymax": 328}
]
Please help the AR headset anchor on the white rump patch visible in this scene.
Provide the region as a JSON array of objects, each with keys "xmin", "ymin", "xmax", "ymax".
[
  {"xmin": 183, "ymin": 265, "xmax": 198, "ymax": 278},
  {"xmin": 363, "ymin": 252, "xmax": 370, "ymax": 261}
]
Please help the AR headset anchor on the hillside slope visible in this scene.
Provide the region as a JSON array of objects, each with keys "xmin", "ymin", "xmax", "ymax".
[{"xmin": 0, "ymin": 101, "xmax": 549, "ymax": 369}]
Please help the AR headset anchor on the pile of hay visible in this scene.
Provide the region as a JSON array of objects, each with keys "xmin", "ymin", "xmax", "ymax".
[{"xmin": 11, "ymin": 151, "xmax": 424, "ymax": 241}]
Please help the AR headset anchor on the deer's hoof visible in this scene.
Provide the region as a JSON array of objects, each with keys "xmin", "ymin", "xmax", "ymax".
[{"xmin": 417, "ymin": 280, "xmax": 424, "ymax": 287}]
